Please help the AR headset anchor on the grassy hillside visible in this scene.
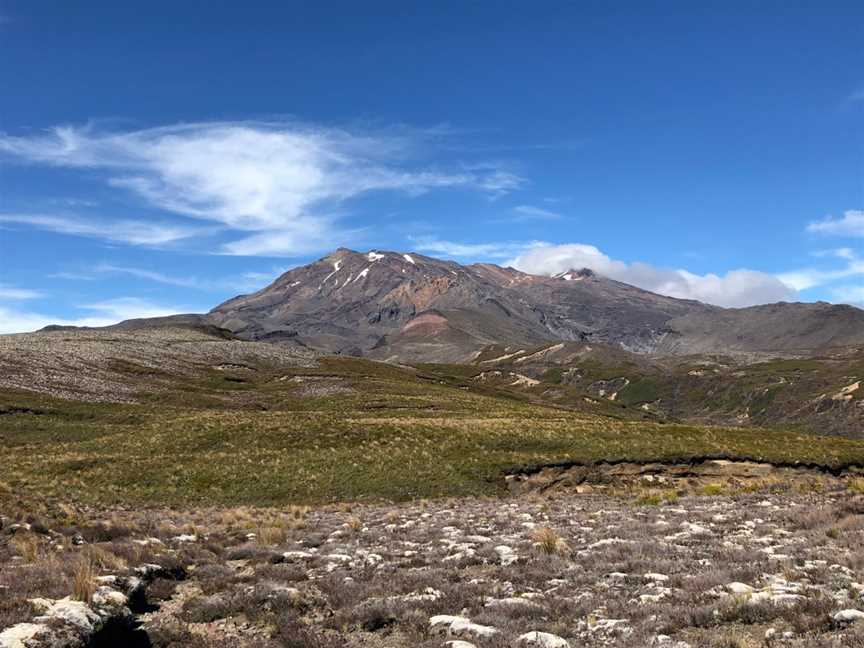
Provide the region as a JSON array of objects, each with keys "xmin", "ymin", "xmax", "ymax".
[
  {"xmin": 457, "ymin": 343, "xmax": 864, "ymax": 437},
  {"xmin": 3, "ymin": 332, "xmax": 864, "ymax": 507}
]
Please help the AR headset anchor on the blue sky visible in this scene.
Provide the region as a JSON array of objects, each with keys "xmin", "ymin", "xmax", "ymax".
[{"xmin": 1, "ymin": 1, "xmax": 863, "ymax": 332}]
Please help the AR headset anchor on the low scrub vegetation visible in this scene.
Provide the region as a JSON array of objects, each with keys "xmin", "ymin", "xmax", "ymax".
[{"xmin": 3, "ymin": 355, "xmax": 864, "ymax": 507}]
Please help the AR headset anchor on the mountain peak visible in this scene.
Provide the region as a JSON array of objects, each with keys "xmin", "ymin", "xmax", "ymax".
[
  {"xmin": 554, "ymin": 268, "xmax": 596, "ymax": 281},
  {"xmin": 204, "ymin": 249, "xmax": 864, "ymax": 362}
]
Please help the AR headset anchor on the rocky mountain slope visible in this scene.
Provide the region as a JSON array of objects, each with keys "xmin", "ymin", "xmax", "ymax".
[{"xmin": 199, "ymin": 248, "xmax": 864, "ymax": 362}]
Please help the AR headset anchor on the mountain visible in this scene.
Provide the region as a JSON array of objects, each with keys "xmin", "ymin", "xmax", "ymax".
[{"xmin": 201, "ymin": 248, "xmax": 864, "ymax": 363}]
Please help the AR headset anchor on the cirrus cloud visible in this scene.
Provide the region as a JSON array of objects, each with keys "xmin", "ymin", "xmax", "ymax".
[{"xmin": 0, "ymin": 122, "xmax": 526, "ymax": 256}]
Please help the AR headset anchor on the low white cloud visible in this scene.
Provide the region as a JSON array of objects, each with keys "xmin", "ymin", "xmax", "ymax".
[
  {"xmin": 0, "ymin": 213, "xmax": 206, "ymax": 246},
  {"xmin": 0, "ymin": 122, "xmax": 526, "ymax": 255},
  {"xmin": 405, "ymin": 238, "xmax": 797, "ymax": 307},
  {"xmin": 0, "ymin": 297, "xmax": 190, "ymax": 334},
  {"xmin": 807, "ymin": 210, "xmax": 864, "ymax": 238},
  {"xmin": 507, "ymin": 243, "xmax": 797, "ymax": 307}
]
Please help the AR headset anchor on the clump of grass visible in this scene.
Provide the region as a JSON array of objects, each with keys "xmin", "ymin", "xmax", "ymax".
[
  {"xmin": 636, "ymin": 492, "xmax": 663, "ymax": 506},
  {"xmin": 847, "ymin": 478, "xmax": 864, "ymax": 495},
  {"xmin": 257, "ymin": 523, "xmax": 288, "ymax": 545},
  {"xmin": 72, "ymin": 557, "xmax": 96, "ymax": 603},
  {"xmin": 345, "ymin": 515, "xmax": 363, "ymax": 533},
  {"xmin": 700, "ymin": 483, "xmax": 729, "ymax": 496},
  {"xmin": 795, "ymin": 479, "xmax": 826, "ymax": 494},
  {"xmin": 11, "ymin": 533, "xmax": 41, "ymax": 563},
  {"xmin": 635, "ymin": 488, "xmax": 679, "ymax": 506},
  {"xmin": 531, "ymin": 526, "xmax": 569, "ymax": 556},
  {"xmin": 85, "ymin": 544, "xmax": 128, "ymax": 570},
  {"xmin": 288, "ymin": 505, "xmax": 309, "ymax": 529}
]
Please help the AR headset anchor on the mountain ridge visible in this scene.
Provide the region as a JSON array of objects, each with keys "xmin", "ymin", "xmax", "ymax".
[
  {"xmin": 37, "ymin": 248, "xmax": 864, "ymax": 363},
  {"xmin": 201, "ymin": 248, "xmax": 864, "ymax": 362}
]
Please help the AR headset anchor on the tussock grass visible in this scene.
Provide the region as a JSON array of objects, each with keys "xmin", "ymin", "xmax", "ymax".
[
  {"xmin": 531, "ymin": 526, "xmax": 570, "ymax": 556},
  {"xmin": 10, "ymin": 534, "xmax": 41, "ymax": 563},
  {"xmin": 847, "ymin": 478, "xmax": 864, "ymax": 494},
  {"xmin": 2, "ymin": 356, "xmax": 864, "ymax": 507},
  {"xmin": 71, "ymin": 558, "xmax": 95, "ymax": 603}
]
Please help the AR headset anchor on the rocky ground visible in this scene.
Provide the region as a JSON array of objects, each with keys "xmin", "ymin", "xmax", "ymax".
[
  {"xmin": 3, "ymin": 482, "xmax": 864, "ymax": 647},
  {"xmin": 0, "ymin": 327, "xmax": 317, "ymax": 403}
]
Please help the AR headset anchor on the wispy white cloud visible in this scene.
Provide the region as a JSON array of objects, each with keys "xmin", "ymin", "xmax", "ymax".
[
  {"xmin": 0, "ymin": 122, "xmax": 526, "ymax": 255},
  {"xmin": 89, "ymin": 263, "xmax": 288, "ymax": 293},
  {"xmin": 48, "ymin": 263, "xmax": 288, "ymax": 293},
  {"xmin": 409, "ymin": 236, "xmax": 535, "ymax": 259},
  {"xmin": 831, "ymin": 285, "xmax": 864, "ymax": 305},
  {"xmin": 0, "ymin": 297, "xmax": 191, "ymax": 334},
  {"xmin": 777, "ymin": 248, "xmax": 864, "ymax": 291},
  {"xmin": 807, "ymin": 210, "xmax": 864, "ymax": 238},
  {"xmin": 0, "ymin": 284, "xmax": 43, "ymax": 300},
  {"xmin": 0, "ymin": 213, "xmax": 207, "ymax": 246},
  {"xmin": 510, "ymin": 205, "xmax": 563, "ymax": 221}
]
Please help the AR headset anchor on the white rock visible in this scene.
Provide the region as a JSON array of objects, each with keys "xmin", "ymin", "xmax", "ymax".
[
  {"xmin": 172, "ymin": 534, "xmax": 197, "ymax": 543},
  {"xmin": 834, "ymin": 609, "xmax": 864, "ymax": 623},
  {"xmin": 725, "ymin": 582, "xmax": 754, "ymax": 595},
  {"xmin": 0, "ymin": 623, "xmax": 48, "ymax": 648},
  {"xmin": 282, "ymin": 550, "xmax": 316, "ymax": 561},
  {"xmin": 485, "ymin": 597, "xmax": 541, "ymax": 610},
  {"xmin": 430, "ymin": 615, "xmax": 470, "ymax": 632},
  {"xmin": 644, "ymin": 572, "xmax": 669, "ymax": 582},
  {"xmin": 92, "ymin": 587, "xmax": 128, "ymax": 607},
  {"xmin": 444, "ymin": 642, "xmax": 478, "ymax": 648},
  {"xmin": 517, "ymin": 630, "xmax": 570, "ymax": 647},
  {"xmin": 30, "ymin": 597, "xmax": 101, "ymax": 632},
  {"xmin": 401, "ymin": 588, "xmax": 443, "ymax": 602},
  {"xmin": 449, "ymin": 618, "xmax": 498, "ymax": 640},
  {"xmin": 135, "ymin": 563, "xmax": 164, "ymax": 578},
  {"xmin": 495, "ymin": 545, "xmax": 518, "ymax": 565}
]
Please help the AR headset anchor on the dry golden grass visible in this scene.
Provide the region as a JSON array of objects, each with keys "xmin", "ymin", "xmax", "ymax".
[
  {"xmin": 345, "ymin": 515, "xmax": 363, "ymax": 533},
  {"xmin": 10, "ymin": 533, "xmax": 41, "ymax": 563},
  {"xmin": 531, "ymin": 526, "xmax": 570, "ymax": 556},
  {"xmin": 71, "ymin": 557, "xmax": 96, "ymax": 603},
  {"xmin": 847, "ymin": 477, "xmax": 864, "ymax": 494},
  {"xmin": 257, "ymin": 524, "xmax": 288, "ymax": 545},
  {"xmin": 634, "ymin": 487, "xmax": 680, "ymax": 506},
  {"xmin": 85, "ymin": 545, "xmax": 127, "ymax": 571}
]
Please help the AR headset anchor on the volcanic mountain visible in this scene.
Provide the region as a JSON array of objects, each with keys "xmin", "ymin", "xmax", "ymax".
[{"xmin": 181, "ymin": 248, "xmax": 864, "ymax": 363}]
